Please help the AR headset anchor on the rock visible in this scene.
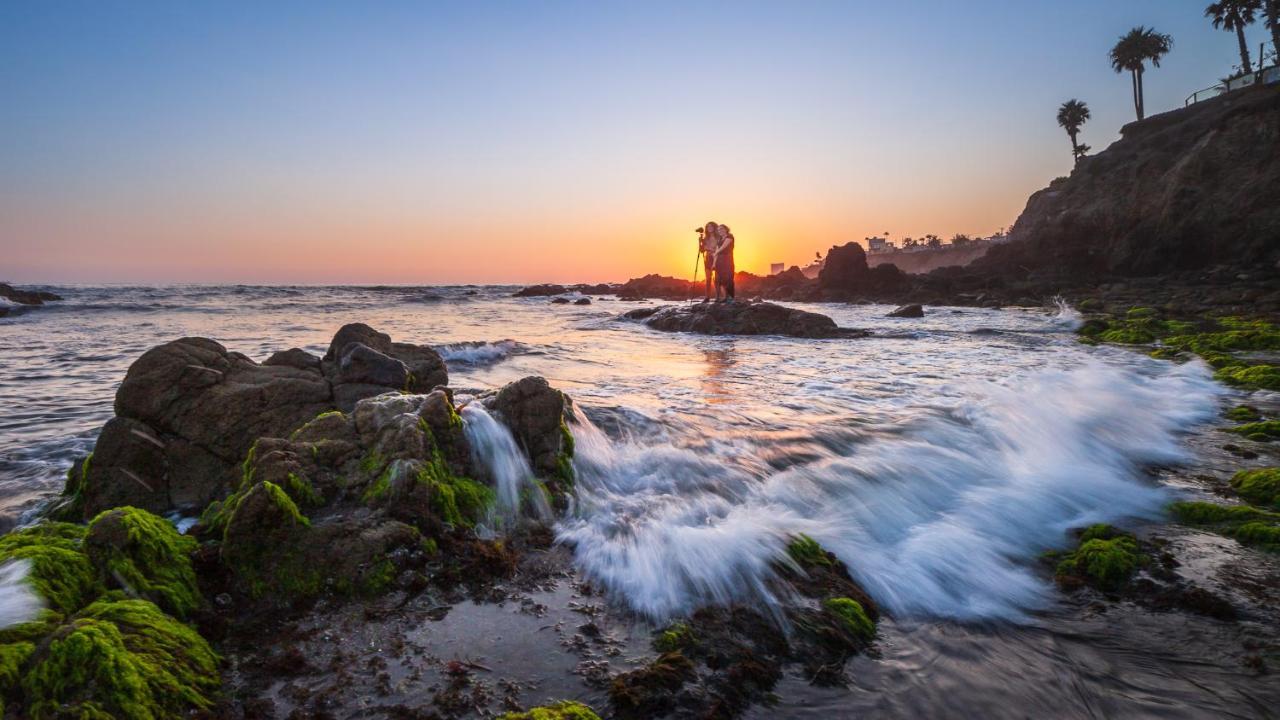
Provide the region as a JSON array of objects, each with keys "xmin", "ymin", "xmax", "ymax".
[
  {"xmin": 487, "ymin": 376, "xmax": 573, "ymax": 480},
  {"xmin": 550, "ymin": 297, "xmax": 571, "ymax": 304},
  {"xmin": 264, "ymin": 348, "xmax": 322, "ymax": 372},
  {"xmin": 981, "ymin": 83, "xmax": 1280, "ymax": 277},
  {"xmin": 625, "ymin": 302, "xmax": 866, "ymax": 339},
  {"xmin": 574, "ymin": 298, "xmax": 592, "ymax": 305},
  {"xmin": 389, "ymin": 342, "xmax": 448, "ymax": 393},
  {"xmin": 0, "ymin": 282, "xmax": 62, "ymax": 305},
  {"xmin": 324, "ymin": 322, "xmax": 392, "ymax": 362},
  {"xmin": 514, "ymin": 284, "xmax": 567, "ymax": 297},
  {"xmin": 71, "ymin": 325, "xmax": 451, "ymax": 519},
  {"xmin": 817, "ymin": 244, "xmax": 909, "ymax": 297},
  {"xmin": 338, "ymin": 343, "xmax": 408, "ymax": 388},
  {"xmin": 616, "ymin": 274, "xmax": 696, "ymax": 300},
  {"xmin": 887, "ymin": 304, "xmax": 924, "ymax": 318}
]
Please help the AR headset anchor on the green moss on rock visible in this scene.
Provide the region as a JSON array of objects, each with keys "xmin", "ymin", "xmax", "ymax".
[
  {"xmin": 1170, "ymin": 501, "xmax": 1280, "ymax": 552},
  {"xmin": 653, "ymin": 621, "xmax": 695, "ymax": 654},
  {"xmin": 786, "ymin": 533, "xmax": 834, "ymax": 568},
  {"xmin": 822, "ymin": 597, "xmax": 875, "ymax": 641},
  {"xmin": 0, "ymin": 523, "xmax": 99, "ymax": 614},
  {"xmin": 1229, "ymin": 420, "xmax": 1280, "ymax": 441},
  {"xmin": 1054, "ymin": 526, "xmax": 1141, "ymax": 591},
  {"xmin": 500, "ymin": 701, "xmax": 602, "ymax": 720},
  {"xmin": 1226, "ymin": 405, "xmax": 1261, "ymax": 423},
  {"xmin": 22, "ymin": 597, "xmax": 219, "ymax": 720},
  {"xmin": 85, "ymin": 508, "xmax": 201, "ymax": 619},
  {"xmin": 1215, "ymin": 364, "xmax": 1280, "ymax": 392},
  {"xmin": 1230, "ymin": 468, "xmax": 1280, "ymax": 509}
]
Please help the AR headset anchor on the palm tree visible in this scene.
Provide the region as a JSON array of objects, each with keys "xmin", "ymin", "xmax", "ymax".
[
  {"xmin": 1056, "ymin": 99, "xmax": 1091, "ymax": 165},
  {"xmin": 1264, "ymin": 0, "xmax": 1280, "ymax": 64},
  {"xmin": 1109, "ymin": 27, "xmax": 1174, "ymax": 121},
  {"xmin": 1206, "ymin": 1, "xmax": 1262, "ymax": 75}
]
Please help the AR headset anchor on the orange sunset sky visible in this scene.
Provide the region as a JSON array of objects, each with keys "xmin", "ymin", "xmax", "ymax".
[{"xmin": 0, "ymin": 2, "xmax": 1240, "ymax": 284}]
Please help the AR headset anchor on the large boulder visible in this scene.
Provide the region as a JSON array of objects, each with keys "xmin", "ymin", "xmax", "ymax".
[
  {"xmin": 67, "ymin": 324, "xmax": 451, "ymax": 519},
  {"xmin": 0, "ymin": 283, "xmax": 61, "ymax": 305},
  {"xmin": 624, "ymin": 302, "xmax": 865, "ymax": 339},
  {"xmin": 486, "ymin": 376, "xmax": 574, "ymax": 481},
  {"xmin": 887, "ymin": 304, "xmax": 924, "ymax": 318},
  {"xmin": 817, "ymin": 242, "xmax": 870, "ymax": 291}
]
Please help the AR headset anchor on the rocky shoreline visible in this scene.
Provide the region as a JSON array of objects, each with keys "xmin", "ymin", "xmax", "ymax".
[{"xmin": 0, "ymin": 304, "xmax": 1276, "ymax": 717}]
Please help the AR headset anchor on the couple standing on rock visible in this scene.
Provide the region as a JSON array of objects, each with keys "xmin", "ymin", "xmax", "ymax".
[{"xmin": 697, "ymin": 221, "xmax": 736, "ymax": 303}]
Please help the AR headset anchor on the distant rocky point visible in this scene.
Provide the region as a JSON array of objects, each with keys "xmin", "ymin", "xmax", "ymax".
[{"xmin": 0, "ymin": 283, "xmax": 62, "ymax": 316}]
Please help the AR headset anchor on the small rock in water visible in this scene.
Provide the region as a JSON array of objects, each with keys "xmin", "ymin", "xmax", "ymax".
[
  {"xmin": 887, "ymin": 304, "xmax": 924, "ymax": 318},
  {"xmin": 574, "ymin": 298, "xmax": 591, "ymax": 305},
  {"xmin": 624, "ymin": 301, "xmax": 867, "ymax": 339},
  {"xmin": 551, "ymin": 297, "xmax": 571, "ymax": 304}
]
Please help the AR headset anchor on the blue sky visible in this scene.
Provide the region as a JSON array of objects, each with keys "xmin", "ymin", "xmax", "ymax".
[{"xmin": 0, "ymin": 1, "xmax": 1265, "ymax": 282}]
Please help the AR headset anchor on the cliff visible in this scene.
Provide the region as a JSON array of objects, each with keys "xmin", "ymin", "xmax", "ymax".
[
  {"xmin": 980, "ymin": 83, "xmax": 1280, "ymax": 278},
  {"xmin": 867, "ymin": 243, "xmax": 991, "ymax": 274}
]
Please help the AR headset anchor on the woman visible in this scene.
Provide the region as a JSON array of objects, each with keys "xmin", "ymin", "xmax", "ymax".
[
  {"xmin": 699, "ymin": 221, "xmax": 720, "ymax": 302},
  {"xmin": 713, "ymin": 225, "xmax": 735, "ymax": 302}
]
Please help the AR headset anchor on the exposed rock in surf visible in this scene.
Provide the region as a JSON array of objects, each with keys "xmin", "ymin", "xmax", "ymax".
[
  {"xmin": 514, "ymin": 284, "xmax": 567, "ymax": 297},
  {"xmin": 0, "ymin": 282, "xmax": 61, "ymax": 306},
  {"xmin": 887, "ymin": 303, "xmax": 924, "ymax": 318},
  {"xmin": 483, "ymin": 376, "xmax": 576, "ymax": 504},
  {"xmin": 818, "ymin": 242, "xmax": 909, "ymax": 299},
  {"xmin": 622, "ymin": 301, "xmax": 868, "ymax": 339},
  {"xmin": 550, "ymin": 297, "xmax": 570, "ymax": 304},
  {"xmin": 59, "ymin": 324, "xmax": 451, "ymax": 520},
  {"xmin": 574, "ymin": 297, "xmax": 592, "ymax": 305}
]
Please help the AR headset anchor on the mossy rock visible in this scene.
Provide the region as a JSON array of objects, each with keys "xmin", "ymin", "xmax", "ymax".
[
  {"xmin": 1054, "ymin": 525, "xmax": 1142, "ymax": 591},
  {"xmin": 1170, "ymin": 501, "xmax": 1280, "ymax": 552},
  {"xmin": 21, "ymin": 597, "xmax": 219, "ymax": 720},
  {"xmin": 1228, "ymin": 420, "xmax": 1280, "ymax": 441},
  {"xmin": 1230, "ymin": 468, "xmax": 1280, "ymax": 509},
  {"xmin": 821, "ymin": 597, "xmax": 875, "ymax": 642},
  {"xmin": 220, "ymin": 481, "xmax": 319, "ymax": 600},
  {"xmin": 786, "ymin": 534, "xmax": 834, "ymax": 569},
  {"xmin": 1225, "ymin": 405, "xmax": 1262, "ymax": 423},
  {"xmin": 0, "ymin": 523, "xmax": 99, "ymax": 615},
  {"xmin": 500, "ymin": 701, "xmax": 602, "ymax": 720},
  {"xmin": 653, "ymin": 621, "xmax": 695, "ymax": 654},
  {"xmin": 1215, "ymin": 364, "xmax": 1280, "ymax": 392},
  {"xmin": 85, "ymin": 507, "xmax": 202, "ymax": 619}
]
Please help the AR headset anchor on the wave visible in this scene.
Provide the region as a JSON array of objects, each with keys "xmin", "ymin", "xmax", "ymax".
[
  {"xmin": 0, "ymin": 560, "xmax": 43, "ymax": 629},
  {"xmin": 1047, "ymin": 296, "xmax": 1083, "ymax": 331},
  {"xmin": 558, "ymin": 358, "xmax": 1224, "ymax": 622},
  {"xmin": 438, "ymin": 340, "xmax": 528, "ymax": 367}
]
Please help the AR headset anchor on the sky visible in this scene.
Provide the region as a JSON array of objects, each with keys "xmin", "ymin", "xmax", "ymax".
[{"xmin": 0, "ymin": 1, "xmax": 1266, "ymax": 284}]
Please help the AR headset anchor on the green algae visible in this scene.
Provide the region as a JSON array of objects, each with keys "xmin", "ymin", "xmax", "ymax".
[
  {"xmin": 500, "ymin": 700, "xmax": 602, "ymax": 720},
  {"xmin": 221, "ymin": 481, "xmax": 319, "ymax": 600},
  {"xmin": 1170, "ymin": 501, "xmax": 1280, "ymax": 552},
  {"xmin": 821, "ymin": 597, "xmax": 875, "ymax": 642},
  {"xmin": 1225, "ymin": 405, "xmax": 1262, "ymax": 423},
  {"xmin": 1230, "ymin": 468, "xmax": 1280, "ymax": 508},
  {"xmin": 653, "ymin": 621, "xmax": 695, "ymax": 653},
  {"xmin": 284, "ymin": 472, "xmax": 323, "ymax": 507},
  {"xmin": 421, "ymin": 467, "xmax": 494, "ymax": 528},
  {"xmin": 85, "ymin": 507, "xmax": 201, "ymax": 619},
  {"xmin": 786, "ymin": 533, "xmax": 833, "ymax": 568},
  {"xmin": 0, "ymin": 523, "xmax": 99, "ymax": 614},
  {"xmin": 1228, "ymin": 420, "xmax": 1280, "ymax": 442},
  {"xmin": 1215, "ymin": 364, "xmax": 1280, "ymax": 392},
  {"xmin": 22, "ymin": 597, "xmax": 219, "ymax": 720},
  {"xmin": 1054, "ymin": 526, "xmax": 1141, "ymax": 591},
  {"xmin": 0, "ymin": 641, "xmax": 34, "ymax": 695}
]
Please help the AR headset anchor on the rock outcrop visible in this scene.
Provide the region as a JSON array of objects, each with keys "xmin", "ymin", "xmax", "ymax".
[
  {"xmin": 0, "ymin": 283, "xmax": 61, "ymax": 306},
  {"xmin": 623, "ymin": 302, "xmax": 867, "ymax": 339},
  {"xmin": 981, "ymin": 83, "xmax": 1280, "ymax": 278},
  {"xmin": 513, "ymin": 284, "xmax": 567, "ymax": 297},
  {"xmin": 61, "ymin": 324, "xmax": 452, "ymax": 520},
  {"xmin": 887, "ymin": 304, "xmax": 924, "ymax": 318},
  {"xmin": 817, "ymin": 243, "xmax": 909, "ymax": 298}
]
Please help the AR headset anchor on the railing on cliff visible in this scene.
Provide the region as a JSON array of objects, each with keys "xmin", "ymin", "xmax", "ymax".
[{"xmin": 1186, "ymin": 41, "xmax": 1279, "ymax": 107}]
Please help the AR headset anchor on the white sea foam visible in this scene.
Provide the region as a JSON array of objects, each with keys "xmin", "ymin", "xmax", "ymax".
[
  {"xmin": 0, "ymin": 560, "xmax": 43, "ymax": 629},
  {"xmin": 1048, "ymin": 296, "xmax": 1083, "ymax": 331},
  {"xmin": 558, "ymin": 358, "xmax": 1224, "ymax": 622},
  {"xmin": 438, "ymin": 340, "xmax": 525, "ymax": 366},
  {"xmin": 463, "ymin": 403, "xmax": 551, "ymax": 525}
]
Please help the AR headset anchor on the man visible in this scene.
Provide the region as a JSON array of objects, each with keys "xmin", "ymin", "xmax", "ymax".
[
  {"xmin": 714, "ymin": 225, "xmax": 735, "ymax": 302},
  {"xmin": 698, "ymin": 221, "xmax": 719, "ymax": 302}
]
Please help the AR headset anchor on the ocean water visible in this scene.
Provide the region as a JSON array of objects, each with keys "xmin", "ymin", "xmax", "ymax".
[{"xmin": 0, "ymin": 285, "xmax": 1226, "ymax": 626}]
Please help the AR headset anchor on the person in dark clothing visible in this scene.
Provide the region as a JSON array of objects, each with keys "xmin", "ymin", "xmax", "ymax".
[
  {"xmin": 713, "ymin": 225, "xmax": 735, "ymax": 302},
  {"xmin": 698, "ymin": 221, "xmax": 719, "ymax": 301}
]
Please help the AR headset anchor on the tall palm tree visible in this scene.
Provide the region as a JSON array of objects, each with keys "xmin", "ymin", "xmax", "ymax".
[
  {"xmin": 1056, "ymin": 99, "xmax": 1091, "ymax": 165},
  {"xmin": 1109, "ymin": 27, "xmax": 1174, "ymax": 121},
  {"xmin": 1206, "ymin": 1, "xmax": 1262, "ymax": 75},
  {"xmin": 1265, "ymin": 0, "xmax": 1280, "ymax": 64}
]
